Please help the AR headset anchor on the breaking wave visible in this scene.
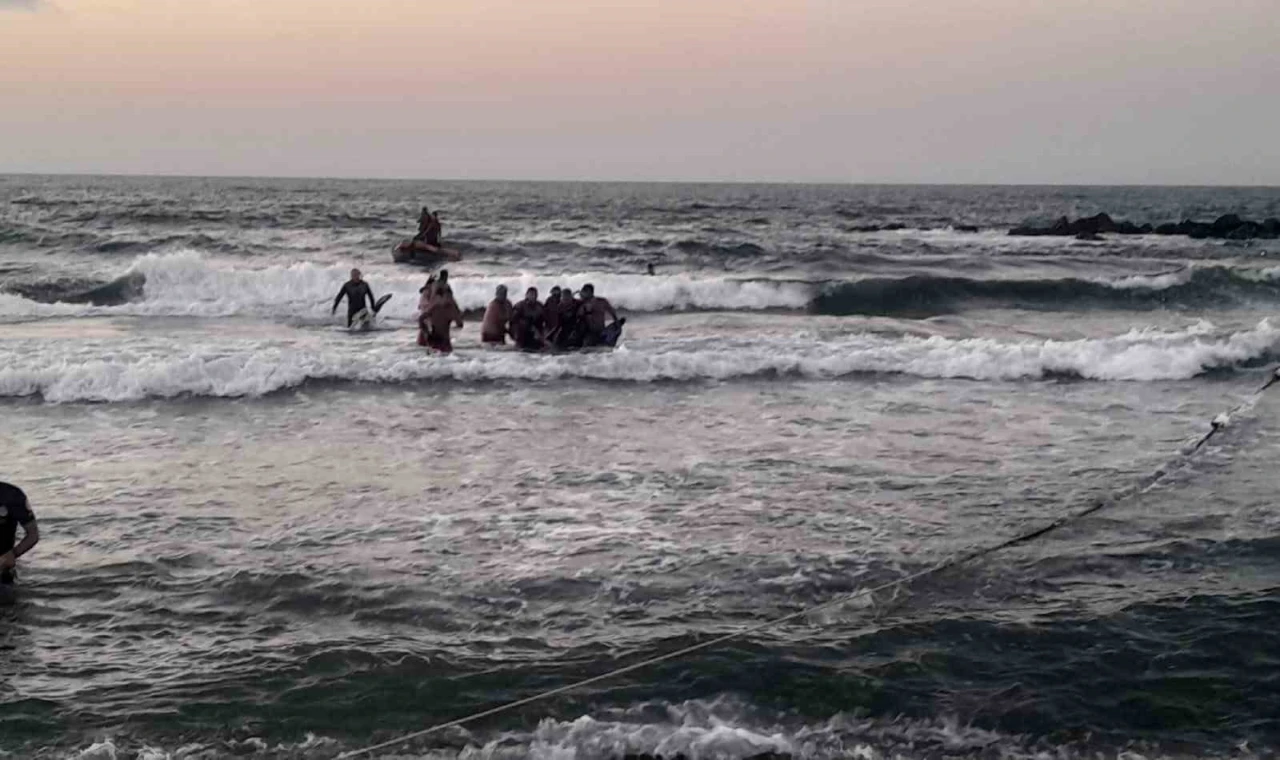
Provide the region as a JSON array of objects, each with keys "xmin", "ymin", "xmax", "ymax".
[
  {"xmin": 2, "ymin": 320, "xmax": 1274, "ymax": 403},
  {"xmin": 811, "ymin": 265, "xmax": 1280, "ymax": 316},
  {"xmin": 8, "ymin": 255, "xmax": 1280, "ymax": 324},
  {"xmin": 25, "ymin": 699, "xmax": 1259, "ymax": 760},
  {"xmin": 0, "ymin": 252, "xmax": 812, "ymax": 320}
]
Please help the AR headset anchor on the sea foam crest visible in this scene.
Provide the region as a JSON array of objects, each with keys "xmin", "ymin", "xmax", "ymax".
[
  {"xmin": 1, "ymin": 320, "xmax": 1274, "ymax": 403},
  {"xmin": 0, "ymin": 252, "xmax": 812, "ymax": 320}
]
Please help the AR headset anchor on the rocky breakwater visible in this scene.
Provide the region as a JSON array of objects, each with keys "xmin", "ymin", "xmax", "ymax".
[{"xmin": 1010, "ymin": 212, "xmax": 1280, "ymax": 240}]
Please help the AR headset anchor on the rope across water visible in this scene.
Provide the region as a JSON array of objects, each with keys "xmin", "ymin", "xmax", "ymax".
[{"xmin": 338, "ymin": 368, "xmax": 1280, "ymax": 759}]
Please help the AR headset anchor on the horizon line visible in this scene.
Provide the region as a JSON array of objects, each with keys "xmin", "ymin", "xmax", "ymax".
[{"xmin": 2, "ymin": 170, "xmax": 1278, "ymax": 190}]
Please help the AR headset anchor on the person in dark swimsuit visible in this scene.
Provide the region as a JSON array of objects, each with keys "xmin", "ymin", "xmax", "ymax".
[
  {"xmin": 509, "ymin": 287, "xmax": 546, "ymax": 351},
  {"xmin": 331, "ymin": 268, "xmax": 377, "ymax": 327},
  {"xmin": 554, "ymin": 287, "xmax": 580, "ymax": 349},
  {"xmin": 543, "ymin": 286, "xmax": 562, "ymax": 341},
  {"xmin": 1, "ymin": 482, "xmax": 39, "ymax": 588},
  {"xmin": 424, "ymin": 213, "xmax": 442, "ymax": 247}
]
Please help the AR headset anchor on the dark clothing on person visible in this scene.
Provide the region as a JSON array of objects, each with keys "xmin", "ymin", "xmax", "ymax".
[
  {"xmin": 510, "ymin": 300, "xmax": 546, "ymax": 351},
  {"xmin": 1, "ymin": 482, "xmax": 34, "ymax": 586},
  {"xmin": 554, "ymin": 296, "xmax": 580, "ymax": 348},
  {"xmin": 414, "ymin": 215, "xmax": 442, "ymax": 246},
  {"xmin": 333, "ymin": 281, "xmax": 375, "ymax": 326}
]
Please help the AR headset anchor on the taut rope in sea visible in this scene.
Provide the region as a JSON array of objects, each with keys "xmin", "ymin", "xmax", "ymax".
[{"xmin": 337, "ymin": 367, "xmax": 1280, "ymax": 760}]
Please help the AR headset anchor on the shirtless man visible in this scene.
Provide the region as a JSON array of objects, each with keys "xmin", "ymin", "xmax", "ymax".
[
  {"xmin": 509, "ymin": 287, "xmax": 546, "ymax": 351},
  {"xmin": 1, "ymin": 481, "xmax": 39, "ymax": 592},
  {"xmin": 577, "ymin": 283, "xmax": 619, "ymax": 347},
  {"xmin": 481, "ymin": 285, "xmax": 514, "ymax": 344},
  {"xmin": 424, "ymin": 284, "xmax": 463, "ymax": 353}
]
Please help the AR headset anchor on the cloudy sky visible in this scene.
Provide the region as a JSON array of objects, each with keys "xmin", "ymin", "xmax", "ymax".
[{"xmin": 1, "ymin": 0, "xmax": 1277, "ymax": 183}]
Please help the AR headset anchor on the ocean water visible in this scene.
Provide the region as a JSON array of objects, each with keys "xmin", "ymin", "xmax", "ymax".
[{"xmin": 1, "ymin": 176, "xmax": 1279, "ymax": 760}]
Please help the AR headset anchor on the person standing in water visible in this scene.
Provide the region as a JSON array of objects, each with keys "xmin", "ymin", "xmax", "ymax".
[
  {"xmin": 331, "ymin": 268, "xmax": 377, "ymax": 327},
  {"xmin": 543, "ymin": 286, "xmax": 562, "ymax": 341},
  {"xmin": 553, "ymin": 286, "xmax": 580, "ymax": 348},
  {"xmin": 577, "ymin": 283, "xmax": 620, "ymax": 347},
  {"xmin": 481, "ymin": 285, "xmax": 514, "ymax": 345},
  {"xmin": 509, "ymin": 287, "xmax": 547, "ymax": 351},
  {"xmin": 415, "ymin": 275, "xmax": 436, "ymax": 346},
  {"xmin": 1, "ymin": 482, "xmax": 39, "ymax": 590},
  {"xmin": 424, "ymin": 282, "xmax": 464, "ymax": 353}
]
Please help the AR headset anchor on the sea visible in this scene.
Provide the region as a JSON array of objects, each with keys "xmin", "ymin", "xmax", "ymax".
[{"xmin": 1, "ymin": 176, "xmax": 1279, "ymax": 760}]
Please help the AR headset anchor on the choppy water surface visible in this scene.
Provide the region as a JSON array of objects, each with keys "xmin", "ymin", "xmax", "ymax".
[{"xmin": 1, "ymin": 177, "xmax": 1279, "ymax": 759}]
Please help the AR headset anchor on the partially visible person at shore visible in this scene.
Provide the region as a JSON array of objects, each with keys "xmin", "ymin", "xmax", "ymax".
[{"xmin": 1, "ymin": 481, "xmax": 39, "ymax": 590}]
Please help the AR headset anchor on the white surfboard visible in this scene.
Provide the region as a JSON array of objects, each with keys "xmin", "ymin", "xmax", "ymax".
[
  {"xmin": 348, "ymin": 294, "xmax": 392, "ymax": 332},
  {"xmin": 350, "ymin": 308, "xmax": 373, "ymax": 331}
]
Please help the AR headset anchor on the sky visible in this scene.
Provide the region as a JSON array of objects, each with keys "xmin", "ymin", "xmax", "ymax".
[{"xmin": 1, "ymin": 0, "xmax": 1278, "ymax": 184}]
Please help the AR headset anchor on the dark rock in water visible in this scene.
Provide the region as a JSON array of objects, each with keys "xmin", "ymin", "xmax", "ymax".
[
  {"xmin": 1013, "ymin": 212, "xmax": 1279, "ymax": 240},
  {"xmin": 1011, "ymin": 213, "xmax": 1117, "ymax": 237},
  {"xmin": 1211, "ymin": 214, "xmax": 1245, "ymax": 235},
  {"xmin": 621, "ymin": 754, "xmax": 790, "ymax": 760},
  {"xmin": 1114, "ymin": 221, "xmax": 1153, "ymax": 235},
  {"xmin": 1077, "ymin": 212, "xmax": 1117, "ymax": 235},
  {"xmin": 1228, "ymin": 221, "xmax": 1261, "ymax": 240},
  {"xmin": 848, "ymin": 222, "xmax": 908, "ymax": 233},
  {"xmin": 954, "ymin": 224, "xmax": 980, "ymax": 233}
]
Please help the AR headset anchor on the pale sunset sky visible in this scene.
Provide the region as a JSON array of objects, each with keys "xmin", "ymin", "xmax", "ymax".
[{"xmin": 1, "ymin": 0, "xmax": 1277, "ymax": 183}]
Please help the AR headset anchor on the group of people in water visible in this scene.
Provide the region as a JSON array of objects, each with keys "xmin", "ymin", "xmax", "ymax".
[
  {"xmin": 334, "ymin": 204, "xmax": 630, "ymax": 352},
  {"xmin": 332, "ymin": 267, "xmax": 624, "ymax": 354},
  {"xmin": 417, "ymin": 269, "xmax": 622, "ymax": 353}
]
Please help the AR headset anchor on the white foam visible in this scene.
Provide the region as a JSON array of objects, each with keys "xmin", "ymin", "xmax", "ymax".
[
  {"xmin": 0, "ymin": 252, "xmax": 812, "ymax": 322},
  {"xmin": 1104, "ymin": 270, "xmax": 1192, "ymax": 290},
  {"xmin": 42, "ymin": 698, "xmax": 1265, "ymax": 760},
  {"xmin": 2, "ymin": 319, "xmax": 1274, "ymax": 403}
]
